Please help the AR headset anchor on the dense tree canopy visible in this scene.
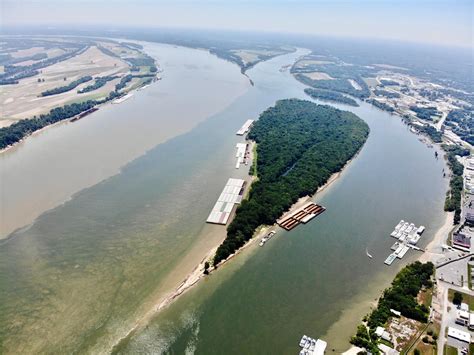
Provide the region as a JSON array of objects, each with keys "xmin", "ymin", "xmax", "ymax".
[
  {"xmin": 443, "ymin": 144, "xmax": 469, "ymax": 224},
  {"xmin": 0, "ymin": 101, "xmax": 98, "ymax": 149},
  {"xmin": 304, "ymin": 87, "xmax": 359, "ymax": 106},
  {"xmin": 213, "ymin": 99, "xmax": 369, "ymax": 266}
]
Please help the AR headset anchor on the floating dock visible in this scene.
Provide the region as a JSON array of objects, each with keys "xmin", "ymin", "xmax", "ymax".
[
  {"xmin": 385, "ymin": 220, "xmax": 425, "ymax": 265},
  {"xmin": 206, "ymin": 178, "xmax": 246, "ymax": 225},
  {"xmin": 298, "ymin": 335, "xmax": 327, "ymax": 355},
  {"xmin": 277, "ymin": 202, "xmax": 325, "ymax": 231},
  {"xmin": 236, "ymin": 119, "xmax": 254, "ymax": 135}
]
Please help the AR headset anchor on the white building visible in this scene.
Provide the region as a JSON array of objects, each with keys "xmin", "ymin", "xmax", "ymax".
[{"xmin": 447, "ymin": 327, "xmax": 471, "ymax": 343}]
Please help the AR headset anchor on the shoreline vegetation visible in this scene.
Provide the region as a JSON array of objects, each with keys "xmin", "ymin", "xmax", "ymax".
[
  {"xmin": 349, "ymin": 262, "xmax": 435, "ymax": 354},
  {"xmin": 0, "ymin": 38, "xmax": 159, "ymax": 152},
  {"xmin": 213, "ymin": 99, "xmax": 370, "ymax": 266},
  {"xmin": 304, "ymin": 87, "xmax": 359, "ymax": 107},
  {"xmin": 0, "ymin": 73, "xmax": 156, "ymax": 151},
  {"xmin": 111, "ymin": 125, "xmax": 360, "ymax": 353}
]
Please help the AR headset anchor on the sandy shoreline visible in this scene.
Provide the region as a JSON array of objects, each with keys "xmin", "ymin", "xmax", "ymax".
[
  {"xmin": 419, "ymin": 211, "xmax": 454, "ymax": 263},
  {"xmin": 110, "ymin": 138, "xmax": 357, "ymax": 350}
]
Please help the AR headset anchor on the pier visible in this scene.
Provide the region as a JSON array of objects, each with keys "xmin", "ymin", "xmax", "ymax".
[
  {"xmin": 298, "ymin": 335, "xmax": 327, "ymax": 355},
  {"xmin": 236, "ymin": 119, "xmax": 254, "ymax": 135},
  {"xmin": 384, "ymin": 220, "xmax": 425, "ymax": 265},
  {"xmin": 277, "ymin": 202, "xmax": 325, "ymax": 231},
  {"xmin": 206, "ymin": 178, "xmax": 246, "ymax": 225}
]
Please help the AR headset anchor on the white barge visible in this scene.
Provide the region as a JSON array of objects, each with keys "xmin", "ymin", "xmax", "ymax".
[
  {"xmin": 235, "ymin": 143, "xmax": 247, "ymax": 169},
  {"xmin": 206, "ymin": 178, "xmax": 246, "ymax": 225},
  {"xmin": 236, "ymin": 119, "xmax": 254, "ymax": 135}
]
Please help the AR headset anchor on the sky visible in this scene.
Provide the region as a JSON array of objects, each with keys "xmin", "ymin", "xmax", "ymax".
[{"xmin": 2, "ymin": 0, "xmax": 473, "ymax": 48}]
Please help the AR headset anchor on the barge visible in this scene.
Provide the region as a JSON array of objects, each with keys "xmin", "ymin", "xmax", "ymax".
[
  {"xmin": 70, "ymin": 107, "xmax": 98, "ymax": 122},
  {"xmin": 236, "ymin": 119, "xmax": 254, "ymax": 135},
  {"xmin": 277, "ymin": 202, "xmax": 325, "ymax": 231},
  {"xmin": 206, "ymin": 178, "xmax": 246, "ymax": 225}
]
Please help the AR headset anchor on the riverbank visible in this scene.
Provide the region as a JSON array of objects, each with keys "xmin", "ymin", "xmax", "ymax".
[
  {"xmin": 113, "ymin": 133, "xmax": 359, "ymax": 348},
  {"xmin": 0, "ymin": 79, "xmax": 152, "ymax": 155},
  {"xmin": 0, "ymin": 41, "xmax": 250, "ymax": 240},
  {"xmin": 419, "ymin": 211, "xmax": 454, "ymax": 263}
]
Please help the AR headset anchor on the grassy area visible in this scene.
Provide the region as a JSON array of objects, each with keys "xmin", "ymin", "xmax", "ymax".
[
  {"xmin": 407, "ymin": 322, "xmax": 438, "ymax": 355},
  {"xmin": 448, "ymin": 288, "xmax": 474, "ymax": 310},
  {"xmin": 419, "ymin": 288, "xmax": 433, "ymax": 309},
  {"xmin": 444, "ymin": 344, "xmax": 458, "ymax": 355}
]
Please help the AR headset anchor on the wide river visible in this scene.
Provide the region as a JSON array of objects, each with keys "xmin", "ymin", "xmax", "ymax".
[{"xmin": 0, "ymin": 43, "xmax": 447, "ymax": 354}]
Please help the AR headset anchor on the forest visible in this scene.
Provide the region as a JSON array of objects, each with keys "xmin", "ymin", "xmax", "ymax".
[
  {"xmin": 213, "ymin": 99, "xmax": 369, "ymax": 266},
  {"xmin": 304, "ymin": 87, "xmax": 359, "ymax": 106},
  {"xmin": 0, "ymin": 100, "xmax": 98, "ymax": 149},
  {"xmin": 373, "ymin": 88, "xmax": 400, "ymax": 99},
  {"xmin": 296, "ymin": 73, "xmax": 370, "ymax": 99},
  {"xmin": 409, "ymin": 105, "xmax": 440, "ymax": 121},
  {"xmin": 367, "ymin": 99, "xmax": 395, "ymax": 113},
  {"xmin": 443, "ymin": 144, "xmax": 469, "ymax": 224},
  {"xmin": 445, "ymin": 109, "xmax": 474, "ymax": 145},
  {"xmin": 41, "ymin": 76, "xmax": 92, "ymax": 96},
  {"xmin": 78, "ymin": 75, "xmax": 119, "ymax": 94}
]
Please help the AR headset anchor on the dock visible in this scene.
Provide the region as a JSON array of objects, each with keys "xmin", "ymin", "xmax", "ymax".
[
  {"xmin": 235, "ymin": 143, "xmax": 249, "ymax": 169},
  {"xmin": 384, "ymin": 220, "xmax": 425, "ymax": 265},
  {"xmin": 298, "ymin": 335, "xmax": 327, "ymax": 355},
  {"xmin": 277, "ymin": 202, "xmax": 325, "ymax": 231},
  {"xmin": 384, "ymin": 253, "xmax": 397, "ymax": 265},
  {"xmin": 206, "ymin": 178, "xmax": 246, "ymax": 225},
  {"xmin": 236, "ymin": 119, "xmax": 254, "ymax": 135}
]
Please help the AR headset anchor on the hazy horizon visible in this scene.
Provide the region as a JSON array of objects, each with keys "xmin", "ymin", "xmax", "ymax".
[{"xmin": 2, "ymin": 0, "xmax": 473, "ymax": 48}]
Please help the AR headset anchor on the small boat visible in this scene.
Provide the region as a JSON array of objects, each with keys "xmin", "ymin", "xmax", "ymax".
[
  {"xmin": 299, "ymin": 335, "xmax": 308, "ymax": 347},
  {"xmin": 366, "ymin": 248, "xmax": 373, "ymax": 259}
]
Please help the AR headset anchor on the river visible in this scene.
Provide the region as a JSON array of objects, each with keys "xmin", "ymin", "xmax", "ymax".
[
  {"xmin": 0, "ymin": 42, "xmax": 249, "ymax": 239},
  {"xmin": 0, "ymin": 43, "xmax": 447, "ymax": 354}
]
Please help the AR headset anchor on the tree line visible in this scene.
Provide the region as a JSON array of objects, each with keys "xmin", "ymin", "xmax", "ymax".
[
  {"xmin": 443, "ymin": 144, "xmax": 469, "ymax": 224},
  {"xmin": 213, "ymin": 99, "xmax": 369, "ymax": 266},
  {"xmin": 0, "ymin": 100, "xmax": 98, "ymax": 149},
  {"xmin": 304, "ymin": 87, "xmax": 359, "ymax": 106},
  {"xmin": 78, "ymin": 76, "xmax": 119, "ymax": 94},
  {"xmin": 41, "ymin": 76, "xmax": 92, "ymax": 96}
]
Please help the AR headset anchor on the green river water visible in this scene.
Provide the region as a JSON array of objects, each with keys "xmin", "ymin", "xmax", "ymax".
[{"xmin": 0, "ymin": 44, "xmax": 448, "ymax": 354}]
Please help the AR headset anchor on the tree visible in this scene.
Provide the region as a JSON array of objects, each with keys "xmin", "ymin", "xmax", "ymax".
[
  {"xmin": 414, "ymin": 349, "xmax": 421, "ymax": 355},
  {"xmin": 453, "ymin": 291, "xmax": 463, "ymax": 305},
  {"xmin": 203, "ymin": 261, "xmax": 210, "ymax": 275}
]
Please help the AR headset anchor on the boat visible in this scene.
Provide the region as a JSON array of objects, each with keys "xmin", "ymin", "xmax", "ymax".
[
  {"xmin": 299, "ymin": 335, "xmax": 308, "ymax": 347},
  {"xmin": 366, "ymin": 248, "xmax": 373, "ymax": 259},
  {"xmin": 259, "ymin": 231, "xmax": 276, "ymax": 247}
]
